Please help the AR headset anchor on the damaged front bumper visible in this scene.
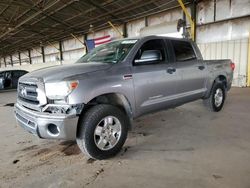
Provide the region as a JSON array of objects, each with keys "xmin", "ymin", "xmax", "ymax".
[{"xmin": 14, "ymin": 103, "xmax": 81, "ymax": 140}]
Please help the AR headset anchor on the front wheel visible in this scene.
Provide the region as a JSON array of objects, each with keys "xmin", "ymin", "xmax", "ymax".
[
  {"xmin": 203, "ymin": 82, "xmax": 226, "ymax": 112},
  {"xmin": 77, "ymin": 104, "xmax": 129, "ymax": 160}
]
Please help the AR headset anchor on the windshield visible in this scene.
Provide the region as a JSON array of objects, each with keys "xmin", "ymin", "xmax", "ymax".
[{"xmin": 76, "ymin": 39, "xmax": 138, "ymax": 64}]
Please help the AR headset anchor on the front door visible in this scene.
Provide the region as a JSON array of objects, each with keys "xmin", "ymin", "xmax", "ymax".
[{"xmin": 132, "ymin": 39, "xmax": 180, "ymax": 117}]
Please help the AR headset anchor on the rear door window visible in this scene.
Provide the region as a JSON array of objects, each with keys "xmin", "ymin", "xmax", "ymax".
[
  {"xmin": 5, "ymin": 71, "xmax": 11, "ymax": 79},
  {"xmin": 171, "ymin": 40, "xmax": 197, "ymax": 61},
  {"xmin": 20, "ymin": 71, "xmax": 27, "ymax": 77},
  {"xmin": 12, "ymin": 71, "xmax": 26, "ymax": 78},
  {"xmin": 12, "ymin": 71, "xmax": 20, "ymax": 79}
]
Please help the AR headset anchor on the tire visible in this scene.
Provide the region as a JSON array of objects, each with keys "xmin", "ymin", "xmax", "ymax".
[
  {"xmin": 76, "ymin": 104, "xmax": 129, "ymax": 160},
  {"xmin": 203, "ymin": 81, "xmax": 226, "ymax": 112}
]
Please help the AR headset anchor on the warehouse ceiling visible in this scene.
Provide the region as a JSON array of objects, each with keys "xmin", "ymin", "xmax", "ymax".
[{"xmin": 0, "ymin": 0, "xmax": 191, "ymax": 56}]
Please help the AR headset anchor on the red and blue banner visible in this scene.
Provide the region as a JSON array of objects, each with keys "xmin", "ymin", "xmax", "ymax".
[{"xmin": 85, "ymin": 35, "xmax": 111, "ymax": 52}]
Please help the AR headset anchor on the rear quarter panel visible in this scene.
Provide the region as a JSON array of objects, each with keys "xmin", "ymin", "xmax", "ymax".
[{"xmin": 204, "ymin": 59, "xmax": 233, "ymax": 96}]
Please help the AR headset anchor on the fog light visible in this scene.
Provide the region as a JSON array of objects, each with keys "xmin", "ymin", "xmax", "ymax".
[{"xmin": 47, "ymin": 124, "xmax": 60, "ymax": 136}]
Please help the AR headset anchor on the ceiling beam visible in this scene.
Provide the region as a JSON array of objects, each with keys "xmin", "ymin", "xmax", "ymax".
[
  {"xmin": 83, "ymin": 0, "xmax": 123, "ymax": 23},
  {"xmin": 0, "ymin": 1, "xmax": 31, "ymax": 8},
  {"xmin": 0, "ymin": 0, "xmax": 184, "ymax": 56},
  {"xmin": 0, "ymin": 0, "xmax": 60, "ymax": 40},
  {"xmin": 0, "ymin": 0, "xmax": 76, "ymax": 43}
]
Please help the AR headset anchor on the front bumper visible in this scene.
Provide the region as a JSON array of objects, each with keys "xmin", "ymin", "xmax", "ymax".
[{"xmin": 14, "ymin": 103, "xmax": 79, "ymax": 140}]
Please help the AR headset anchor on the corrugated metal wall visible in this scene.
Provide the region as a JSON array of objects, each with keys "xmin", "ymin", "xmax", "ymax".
[
  {"xmin": 196, "ymin": 0, "xmax": 250, "ymax": 87},
  {"xmin": 198, "ymin": 38, "xmax": 249, "ymax": 87},
  {"xmin": 31, "ymin": 47, "xmax": 43, "ymax": 64},
  {"xmin": 62, "ymin": 37, "xmax": 85, "ymax": 62}
]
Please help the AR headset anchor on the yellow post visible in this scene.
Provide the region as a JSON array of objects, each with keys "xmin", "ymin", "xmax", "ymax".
[
  {"xmin": 177, "ymin": 0, "xmax": 195, "ymax": 41},
  {"xmin": 108, "ymin": 21, "xmax": 124, "ymax": 38},
  {"xmin": 247, "ymin": 31, "xmax": 250, "ymax": 87}
]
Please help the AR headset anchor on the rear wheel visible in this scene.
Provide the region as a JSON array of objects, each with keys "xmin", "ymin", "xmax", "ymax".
[
  {"xmin": 203, "ymin": 82, "xmax": 226, "ymax": 112},
  {"xmin": 76, "ymin": 104, "xmax": 129, "ymax": 160}
]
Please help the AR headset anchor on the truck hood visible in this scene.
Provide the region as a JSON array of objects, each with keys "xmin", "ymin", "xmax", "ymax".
[{"xmin": 21, "ymin": 62, "xmax": 111, "ymax": 82}]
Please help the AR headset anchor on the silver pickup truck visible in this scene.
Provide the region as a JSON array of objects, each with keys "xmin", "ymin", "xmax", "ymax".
[{"xmin": 14, "ymin": 36, "xmax": 234, "ymax": 159}]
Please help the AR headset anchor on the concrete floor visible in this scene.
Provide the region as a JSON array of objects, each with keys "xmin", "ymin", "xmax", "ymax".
[{"xmin": 0, "ymin": 88, "xmax": 250, "ymax": 188}]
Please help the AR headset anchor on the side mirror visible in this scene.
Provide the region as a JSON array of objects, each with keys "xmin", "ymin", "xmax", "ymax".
[{"xmin": 134, "ymin": 50, "xmax": 162, "ymax": 64}]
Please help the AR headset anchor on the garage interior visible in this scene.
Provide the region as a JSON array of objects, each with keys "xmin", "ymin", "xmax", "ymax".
[{"xmin": 0, "ymin": 0, "xmax": 250, "ymax": 187}]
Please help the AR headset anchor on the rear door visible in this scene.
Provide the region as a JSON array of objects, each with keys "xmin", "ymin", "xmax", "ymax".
[
  {"xmin": 170, "ymin": 40, "xmax": 207, "ymax": 103},
  {"xmin": 132, "ymin": 39, "xmax": 180, "ymax": 116},
  {"xmin": 3, "ymin": 71, "xmax": 12, "ymax": 89},
  {"xmin": 11, "ymin": 71, "xmax": 20, "ymax": 89},
  {"xmin": 12, "ymin": 70, "xmax": 27, "ymax": 89}
]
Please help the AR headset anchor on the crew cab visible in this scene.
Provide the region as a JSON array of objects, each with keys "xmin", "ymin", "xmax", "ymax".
[{"xmin": 14, "ymin": 36, "xmax": 234, "ymax": 159}]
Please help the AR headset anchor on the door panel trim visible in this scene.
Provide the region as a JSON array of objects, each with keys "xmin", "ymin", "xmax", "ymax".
[{"xmin": 141, "ymin": 88, "xmax": 207, "ymax": 107}]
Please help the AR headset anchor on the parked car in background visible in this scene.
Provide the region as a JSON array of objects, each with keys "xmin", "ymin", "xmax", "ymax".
[{"xmin": 0, "ymin": 70, "xmax": 28, "ymax": 90}]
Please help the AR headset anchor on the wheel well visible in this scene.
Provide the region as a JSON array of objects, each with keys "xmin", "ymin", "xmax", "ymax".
[
  {"xmin": 217, "ymin": 75, "xmax": 227, "ymax": 88},
  {"xmin": 81, "ymin": 93, "xmax": 133, "ymax": 129},
  {"xmin": 204, "ymin": 75, "xmax": 228, "ymax": 99}
]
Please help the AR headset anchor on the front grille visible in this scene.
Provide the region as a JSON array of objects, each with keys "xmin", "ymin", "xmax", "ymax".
[{"xmin": 18, "ymin": 82, "xmax": 39, "ymax": 105}]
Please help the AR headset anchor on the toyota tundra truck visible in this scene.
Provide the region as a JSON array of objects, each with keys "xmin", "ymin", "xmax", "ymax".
[{"xmin": 14, "ymin": 36, "xmax": 235, "ymax": 159}]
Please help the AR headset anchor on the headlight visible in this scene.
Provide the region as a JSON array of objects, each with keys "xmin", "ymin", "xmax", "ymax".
[{"xmin": 45, "ymin": 80, "xmax": 78, "ymax": 99}]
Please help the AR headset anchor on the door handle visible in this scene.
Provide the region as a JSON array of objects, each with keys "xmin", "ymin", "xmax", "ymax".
[
  {"xmin": 166, "ymin": 67, "xmax": 176, "ymax": 74},
  {"xmin": 198, "ymin": 65, "xmax": 205, "ymax": 70},
  {"xmin": 123, "ymin": 74, "xmax": 133, "ymax": 80}
]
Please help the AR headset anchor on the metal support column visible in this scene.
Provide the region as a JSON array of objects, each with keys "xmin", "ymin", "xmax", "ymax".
[
  {"xmin": 191, "ymin": 0, "xmax": 197, "ymax": 41},
  {"xmin": 84, "ymin": 34, "xmax": 88, "ymax": 53},
  {"xmin": 41, "ymin": 46, "xmax": 45, "ymax": 63},
  {"xmin": 10, "ymin": 55, "xmax": 13, "ymax": 66},
  {"xmin": 59, "ymin": 41, "xmax": 63, "ymax": 63},
  {"xmin": 84, "ymin": 34, "xmax": 88, "ymax": 42},
  {"xmin": 18, "ymin": 52, "xmax": 22, "ymax": 65},
  {"xmin": 28, "ymin": 50, "xmax": 32, "ymax": 64},
  {"xmin": 145, "ymin": 16, "xmax": 149, "ymax": 27},
  {"xmin": 4, "ymin": 57, "xmax": 6, "ymax": 67},
  {"xmin": 177, "ymin": 0, "xmax": 195, "ymax": 41},
  {"xmin": 213, "ymin": 0, "xmax": 217, "ymax": 22},
  {"xmin": 123, "ymin": 22, "xmax": 128, "ymax": 38}
]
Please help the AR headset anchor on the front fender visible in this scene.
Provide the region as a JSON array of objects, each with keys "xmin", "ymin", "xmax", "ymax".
[{"xmin": 67, "ymin": 66, "xmax": 136, "ymax": 116}]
